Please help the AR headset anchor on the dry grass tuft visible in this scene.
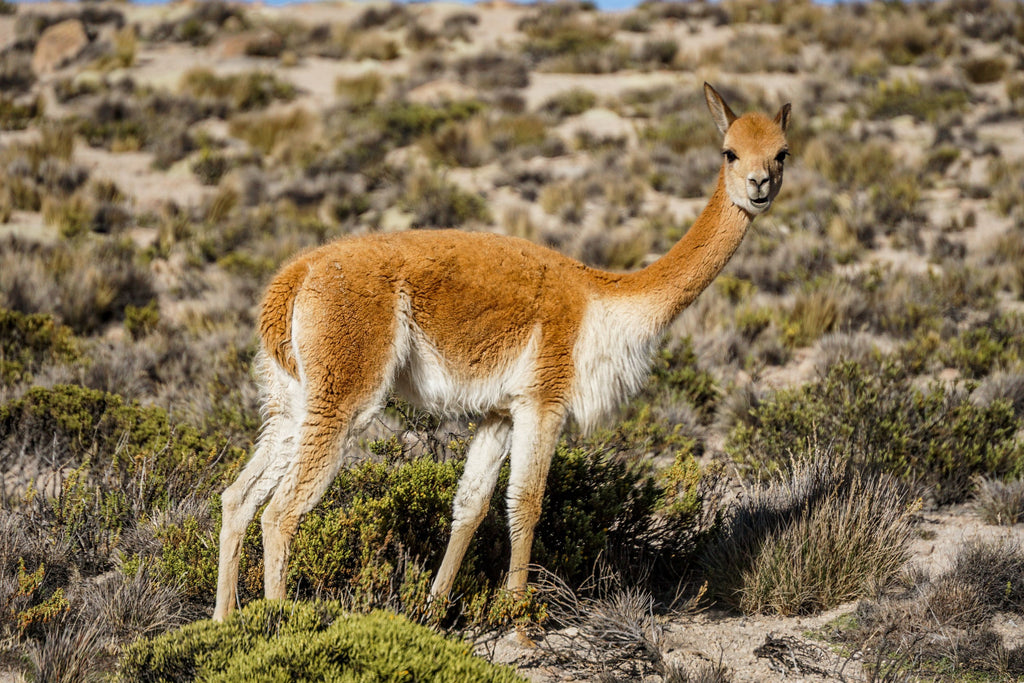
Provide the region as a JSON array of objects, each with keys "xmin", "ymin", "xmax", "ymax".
[
  {"xmin": 974, "ymin": 476, "xmax": 1024, "ymax": 526},
  {"xmin": 701, "ymin": 452, "xmax": 917, "ymax": 615}
]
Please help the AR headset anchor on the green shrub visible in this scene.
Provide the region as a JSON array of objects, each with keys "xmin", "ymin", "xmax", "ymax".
[
  {"xmin": 519, "ymin": 8, "xmax": 614, "ymax": 62},
  {"xmin": 941, "ymin": 314, "xmax": 1024, "ymax": 379},
  {"xmin": 117, "ymin": 601, "xmax": 526, "ymax": 683},
  {"xmin": 179, "ymin": 68, "xmax": 296, "ymax": 111},
  {"xmin": 644, "ymin": 337, "xmax": 719, "ymax": 421},
  {"xmin": 247, "ymin": 440, "xmax": 723, "ymax": 611},
  {"xmin": 0, "ymin": 384, "xmax": 244, "ymax": 512},
  {"xmin": 402, "ymin": 172, "xmax": 490, "ymax": 228},
  {"xmin": 0, "ymin": 307, "xmax": 78, "ymax": 385},
  {"xmin": 642, "ymin": 110, "xmax": 719, "ymax": 156},
  {"xmin": 541, "ymin": 88, "xmax": 598, "ymax": 118},
  {"xmin": 190, "ymin": 149, "xmax": 230, "ymax": 185},
  {"xmin": 864, "ymin": 78, "xmax": 969, "ymax": 122},
  {"xmin": 156, "ymin": 513, "xmax": 219, "ymax": 600},
  {"xmin": 701, "ymin": 456, "xmax": 916, "ymax": 615},
  {"xmin": 373, "ymin": 99, "xmax": 486, "ymax": 147},
  {"xmin": 0, "ymin": 94, "xmax": 42, "ymax": 130},
  {"xmin": 728, "ymin": 360, "xmax": 1024, "ymax": 504}
]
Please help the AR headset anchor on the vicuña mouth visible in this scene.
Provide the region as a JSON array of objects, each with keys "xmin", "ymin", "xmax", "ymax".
[{"xmin": 750, "ymin": 196, "xmax": 770, "ymax": 207}]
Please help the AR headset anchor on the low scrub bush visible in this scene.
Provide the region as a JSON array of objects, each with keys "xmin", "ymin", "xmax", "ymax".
[
  {"xmin": 541, "ymin": 87, "xmax": 597, "ymax": 118},
  {"xmin": 941, "ymin": 313, "xmax": 1024, "ymax": 379},
  {"xmin": 0, "ymin": 384, "xmax": 244, "ymax": 512},
  {"xmin": 962, "ymin": 56, "xmax": 1007, "ymax": 84},
  {"xmin": 0, "ymin": 94, "xmax": 42, "ymax": 130},
  {"xmin": 454, "ymin": 52, "xmax": 529, "ymax": 90},
  {"xmin": 974, "ymin": 475, "xmax": 1024, "ymax": 525},
  {"xmin": 519, "ymin": 5, "xmax": 614, "ymax": 63},
  {"xmin": 0, "ymin": 237, "xmax": 155, "ymax": 335},
  {"xmin": 283, "ymin": 443, "xmax": 721, "ymax": 605},
  {"xmin": 0, "ymin": 307, "xmax": 78, "ymax": 385},
  {"xmin": 701, "ymin": 454, "xmax": 917, "ymax": 615},
  {"xmin": 828, "ymin": 536, "xmax": 1024, "ymax": 679},
  {"xmin": 728, "ymin": 360, "xmax": 1024, "ymax": 504},
  {"xmin": 372, "ymin": 99, "xmax": 485, "ymax": 147},
  {"xmin": 402, "ymin": 171, "xmax": 490, "ymax": 228},
  {"xmin": 864, "ymin": 77, "xmax": 970, "ymax": 123},
  {"xmin": 334, "ymin": 72, "xmax": 384, "ymax": 110},
  {"xmin": 179, "ymin": 68, "xmax": 296, "ymax": 112},
  {"xmin": 118, "ymin": 601, "xmax": 526, "ymax": 683},
  {"xmin": 229, "ymin": 107, "xmax": 315, "ymax": 157}
]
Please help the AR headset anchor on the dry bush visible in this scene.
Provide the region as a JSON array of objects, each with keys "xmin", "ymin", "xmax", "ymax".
[
  {"xmin": 228, "ymin": 106, "xmax": 315, "ymax": 157},
  {"xmin": 401, "ymin": 170, "xmax": 491, "ymax": 228},
  {"xmin": 701, "ymin": 453, "xmax": 917, "ymax": 615},
  {"xmin": 871, "ymin": 11, "xmax": 955, "ymax": 65},
  {"xmin": 0, "ymin": 237, "xmax": 155, "ymax": 335},
  {"xmin": 350, "ymin": 31, "xmax": 401, "ymax": 61},
  {"xmin": 532, "ymin": 568, "xmax": 671, "ymax": 679},
  {"xmin": 962, "ymin": 56, "xmax": 1008, "ymax": 84},
  {"xmin": 24, "ymin": 613, "xmax": 108, "ymax": 683},
  {"xmin": 699, "ymin": 31, "xmax": 801, "ymax": 74},
  {"xmin": 454, "ymin": 52, "xmax": 530, "ymax": 90},
  {"xmin": 830, "ymin": 536, "xmax": 1024, "ymax": 679},
  {"xmin": 421, "ymin": 117, "xmax": 494, "ymax": 168},
  {"xmin": 724, "ymin": 230, "xmax": 832, "ymax": 294},
  {"xmin": 973, "ymin": 476, "xmax": 1024, "ymax": 526},
  {"xmin": 972, "ymin": 369, "xmax": 1024, "ymax": 417},
  {"xmin": 147, "ymin": 0, "xmax": 248, "ymax": 46},
  {"xmin": 541, "ymin": 87, "xmax": 598, "ymax": 118},
  {"xmin": 334, "ymin": 72, "xmax": 384, "ymax": 109}
]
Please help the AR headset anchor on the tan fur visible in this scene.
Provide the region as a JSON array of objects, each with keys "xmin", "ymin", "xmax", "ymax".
[{"xmin": 213, "ymin": 84, "xmax": 791, "ymax": 620}]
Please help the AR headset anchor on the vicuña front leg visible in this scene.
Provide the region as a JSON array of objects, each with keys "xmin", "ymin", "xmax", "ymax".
[
  {"xmin": 505, "ymin": 405, "xmax": 565, "ymax": 595},
  {"xmin": 431, "ymin": 416, "xmax": 512, "ymax": 599},
  {"xmin": 260, "ymin": 411, "xmax": 350, "ymax": 601}
]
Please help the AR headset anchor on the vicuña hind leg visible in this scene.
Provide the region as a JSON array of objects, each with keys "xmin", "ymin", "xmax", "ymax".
[
  {"xmin": 214, "ymin": 416, "xmax": 297, "ymax": 620},
  {"xmin": 260, "ymin": 403, "xmax": 357, "ymax": 602},
  {"xmin": 505, "ymin": 403, "xmax": 566, "ymax": 595},
  {"xmin": 431, "ymin": 416, "xmax": 512, "ymax": 599},
  {"xmin": 215, "ymin": 356, "xmax": 300, "ymax": 621}
]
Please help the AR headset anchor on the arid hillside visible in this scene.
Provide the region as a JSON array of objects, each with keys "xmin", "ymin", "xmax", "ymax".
[{"xmin": 0, "ymin": 1, "xmax": 1022, "ymax": 681}]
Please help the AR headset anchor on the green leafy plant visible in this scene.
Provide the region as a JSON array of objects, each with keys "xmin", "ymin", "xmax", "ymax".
[
  {"xmin": 728, "ymin": 360, "xmax": 1024, "ymax": 504},
  {"xmin": 0, "ymin": 307, "xmax": 78, "ymax": 385},
  {"xmin": 117, "ymin": 601, "xmax": 527, "ymax": 683}
]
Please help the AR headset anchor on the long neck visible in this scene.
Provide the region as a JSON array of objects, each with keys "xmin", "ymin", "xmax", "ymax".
[{"xmin": 615, "ymin": 167, "xmax": 753, "ymax": 330}]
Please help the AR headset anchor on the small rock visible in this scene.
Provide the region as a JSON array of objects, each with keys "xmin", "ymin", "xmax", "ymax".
[{"xmin": 32, "ymin": 19, "xmax": 90, "ymax": 75}]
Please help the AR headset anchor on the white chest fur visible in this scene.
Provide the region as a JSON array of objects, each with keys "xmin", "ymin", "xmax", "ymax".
[{"xmin": 569, "ymin": 296, "xmax": 660, "ymax": 432}]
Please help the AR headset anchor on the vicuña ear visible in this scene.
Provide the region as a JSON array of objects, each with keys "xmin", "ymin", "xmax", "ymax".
[
  {"xmin": 775, "ymin": 103, "xmax": 792, "ymax": 132},
  {"xmin": 704, "ymin": 82, "xmax": 737, "ymax": 135}
]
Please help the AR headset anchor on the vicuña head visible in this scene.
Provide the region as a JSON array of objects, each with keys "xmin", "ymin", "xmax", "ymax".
[
  {"xmin": 213, "ymin": 83, "xmax": 791, "ymax": 620},
  {"xmin": 706, "ymin": 83, "xmax": 790, "ymax": 216}
]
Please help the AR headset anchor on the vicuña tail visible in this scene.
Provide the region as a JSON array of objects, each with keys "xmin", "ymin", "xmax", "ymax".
[{"xmin": 258, "ymin": 258, "xmax": 309, "ymax": 381}]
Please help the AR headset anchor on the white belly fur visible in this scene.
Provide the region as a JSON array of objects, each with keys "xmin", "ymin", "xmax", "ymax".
[{"xmin": 394, "ymin": 321, "xmax": 541, "ymax": 417}]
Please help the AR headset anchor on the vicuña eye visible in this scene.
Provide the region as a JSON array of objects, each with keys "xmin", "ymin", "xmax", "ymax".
[
  {"xmin": 776, "ymin": 150, "xmax": 789, "ymax": 163},
  {"xmin": 723, "ymin": 150, "xmax": 738, "ymax": 163}
]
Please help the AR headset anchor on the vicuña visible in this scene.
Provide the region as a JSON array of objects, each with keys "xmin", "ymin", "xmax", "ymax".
[{"xmin": 214, "ymin": 83, "xmax": 791, "ymax": 620}]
